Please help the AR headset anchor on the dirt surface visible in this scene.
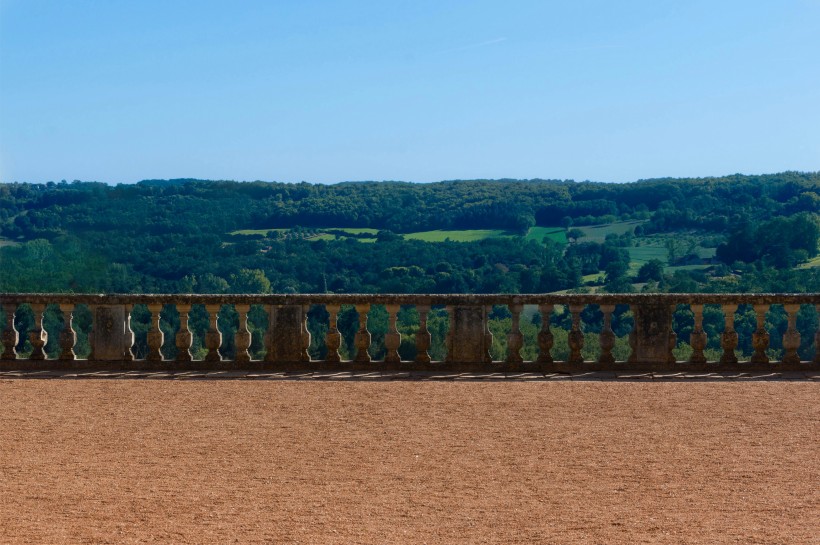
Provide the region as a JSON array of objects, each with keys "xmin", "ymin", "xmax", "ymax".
[{"xmin": 1, "ymin": 381, "xmax": 817, "ymax": 544}]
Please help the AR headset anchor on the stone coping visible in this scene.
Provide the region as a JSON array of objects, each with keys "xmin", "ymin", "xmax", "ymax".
[
  {"xmin": 1, "ymin": 370, "xmax": 818, "ymax": 381},
  {"xmin": 2, "ymin": 292, "xmax": 819, "ymax": 306}
]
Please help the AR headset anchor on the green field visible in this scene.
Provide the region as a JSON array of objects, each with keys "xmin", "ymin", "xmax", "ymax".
[
  {"xmin": 231, "ymin": 226, "xmax": 572, "ymax": 244},
  {"xmin": 334, "ymin": 228, "xmax": 379, "ymax": 235},
  {"xmin": 405, "ymin": 227, "xmax": 569, "ymax": 244},
  {"xmin": 230, "ymin": 228, "xmax": 289, "ymax": 236},
  {"xmin": 403, "ymin": 229, "xmax": 514, "ymax": 242},
  {"xmin": 627, "ymin": 245, "xmax": 668, "ymax": 264},
  {"xmin": 666, "ymin": 264, "xmax": 711, "ymax": 274},
  {"xmin": 577, "ymin": 220, "xmax": 645, "ymax": 243},
  {"xmin": 525, "ymin": 226, "xmax": 568, "ymax": 244},
  {"xmin": 227, "ymin": 224, "xmax": 729, "ymax": 284}
]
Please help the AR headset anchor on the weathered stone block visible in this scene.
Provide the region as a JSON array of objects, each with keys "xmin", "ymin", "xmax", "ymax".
[
  {"xmin": 446, "ymin": 306, "xmax": 491, "ymax": 367},
  {"xmin": 91, "ymin": 305, "xmax": 132, "ymax": 361},
  {"xmin": 628, "ymin": 302, "xmax": 675, "ymax": 370}
]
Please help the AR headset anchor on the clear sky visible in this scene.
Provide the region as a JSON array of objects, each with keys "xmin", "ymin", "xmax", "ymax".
[{"xmin": 1, "ymin": 0, "xmax": 818, "ymax": 184}]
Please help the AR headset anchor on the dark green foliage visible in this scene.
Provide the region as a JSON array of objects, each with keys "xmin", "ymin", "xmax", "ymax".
[{"xmin": 637, "ymin": 260, "xmax": 665, "ymax": 283}]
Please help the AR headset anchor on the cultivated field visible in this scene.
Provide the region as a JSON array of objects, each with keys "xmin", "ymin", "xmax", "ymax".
[
  {"xmin": 1, "ymin": 380, "xmax": 817, "ymax": 544},
  {"xmin": 403, "ymin": 229, "xmax": 512, "ymax": 242},
  {"xmin": 577, "ymin": 220, "xmax": 645, "ymax": 242},
  {"xmin": 231, "ymin": 226, "xmax": 569, "ymax": 244}
]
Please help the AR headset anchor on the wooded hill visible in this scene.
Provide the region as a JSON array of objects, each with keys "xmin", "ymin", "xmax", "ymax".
[{"xmin": 1, "ymin": 172, "xmax": 818, "ymax": 295}]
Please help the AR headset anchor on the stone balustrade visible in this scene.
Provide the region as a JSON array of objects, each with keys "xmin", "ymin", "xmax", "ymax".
[{"xmin": 1, "ymin": 293, "xmax": 818, "ymax": 372}]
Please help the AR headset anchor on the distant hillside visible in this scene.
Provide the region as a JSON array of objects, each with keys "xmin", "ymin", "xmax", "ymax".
[{"xmin": 0, "ymin": 173, "xmax": 817, "ymax": 295}]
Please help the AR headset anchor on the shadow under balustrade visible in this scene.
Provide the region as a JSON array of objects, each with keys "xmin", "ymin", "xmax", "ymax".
[{"xmin": 1, "ymin": 293, "xmax": 818, "ymax": 372}]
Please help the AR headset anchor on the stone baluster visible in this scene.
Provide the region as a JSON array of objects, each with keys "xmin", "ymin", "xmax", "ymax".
[
  {"xmin": 1, "ymin": 303, "xmax": 18, "ymax": 360},
  {"xmin": 175, "ymin": 304, "xmax": 193, "ymax": 364},
  {"xmin": 324, "ymin": 304, "xmax": 342, "ymax": 363},
  {"xmin": 780, "ymin": 304, "xmax": 801, "ymax": 368},
  {"xmin": 505, "ymin": 303, "xmax": 524, "ymax": 370},
  {"xmin": 567, "ymin": 304, "xmax": 585, "ymax": 367},
  {"xmin": 353, "ymin": 304, "xmax": 371, "ymax": 367},
  {"xmin": 205, "ymin": 304, "xmax": 222, "ymax": 362},
  {"xmin": 688, "ymin": 304, "xmax": 707, "ymax": 366},
  {"xmin": 300, "ymin": 305, "xmax": 312, "ymax": 362},
  {"xmin": 483, "ymin": 306, "xmax": 494, "ymax": 364},
  {"xmin": 58, "ymin": 303, "xmax": 76, "ymax": 362},
  {"xmin": 597, "ymin": 304, "xmax": 616, "ymax": 367},
  {"xmin": 29, "ymin": 303, "xmax": 48, "ymax": 360},
  {"xmin": 750, "ymin": 304, "xmax": 770, "ymax": 365},
  {"xmin": 414, "ymin": 305, "xmax": 432, "ymax": 366},
  {"xmin": 234, "ymin": 304, "xmax": 252, "ymax": 366},
  {"xmin": 124, "ymin": 304, "xmax": 135, "ymax": 361},
  {"xmin": 384, "ymin": 304, "xmax": 402, "ymax": 367},
  {"xmin": 719, "ymin": 304, "xmax": 738, "ymax": 366},
  {"xmin": 536, "ymin": 303, "xmax": 554, "ymax": 368},
  {"xmin": 146, "ymin": 304, "xmax": 164, "ymax": 362}
]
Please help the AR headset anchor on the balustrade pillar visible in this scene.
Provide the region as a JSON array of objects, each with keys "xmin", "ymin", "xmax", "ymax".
[
  {"xmin": 505, "ymin": 303, "xmax": 524, "ymax": 370},
  {"xmin": 175, "ymin": 304, "xmax": 193, "ymax": 364},
  {"xmin": 750, "ymin": 304, "xmax": 770, "ymax": 365},
  {"xmin": 597, "ymin": 304, "xmax": 616, "ymax": 367},
  {"xmin": 445, "ymin": 305, "xmax": 492, "ymax": 370},
  {"xmin": 324, "ymin": 304, "xmax": 342, "ymax": 364},
  {"xmin": 353, "ymin": 304, "xmax": 372, "ymax": 367},
  {"xmin": 204, "ymin": 304, "xmax": 222, "ymax": 362},
  {"xmin": 58, "ymin": 303, "xmax": 76, "ymax": 362},
  {"xmin": 536, "ymin": 304, "xmax": 554, "ymax": 368},
  {"xmin": 445, "ymin": 306, "xmax": 455, "ymax": 364},
  {"xmin": 688, "ymin": 304, "xmax": 707, "ymax": 367},
  {"xmin": 29, "ymin": 303, "xmax": 47, "ymax": 360},
  {"xmin": 265, "ymin": 304, "xmax": 310, "ymax": 367},
  {"xmin": 628, "ymin": 301, "xmax": 676, "ymax": 370},
  {"xmin": 1, "ymin": 303, "xmax": 18, "ymax": 360},
  {"xmin": 815, "ymin": 304, "xmax": 820, "ymax": 366},
  {"xmin": 89, "ymin": 305, "xmax": 132, "ymax": 362},
  {"xmin": 384, "ymin": 304, "xmax": 401, "ymax": 367},
  {"xmin": 234, "ymin": 304, "xmax": 252, "ymax": 366},
  {"xmin": 146, "ymin": 304, "xmax": 164, "ymax": 363},
  {"xmin": 414, "ymin": 305, "xmax": 432, "ymax": 366},
  {"xmin": 781, "ymin": 304, "xmax": 801, "ymax": 368},
  {"xmin": 719, "ymin": 304, "xmax": 738, "ymax": 366},
  {"xmin": 87, "ymin": 305, "xmax": 96, "ymax": 361}
]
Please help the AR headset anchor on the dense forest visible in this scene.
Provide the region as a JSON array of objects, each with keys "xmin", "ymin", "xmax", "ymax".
[{"xmin": 1, "ymin": 172, "xmax": 818, "ymax": 362}]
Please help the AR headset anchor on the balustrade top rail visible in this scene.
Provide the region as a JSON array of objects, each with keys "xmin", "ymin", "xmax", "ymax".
[{"xmin": 3, "ymin": 292, "xmax": 819, "ymax": 305}]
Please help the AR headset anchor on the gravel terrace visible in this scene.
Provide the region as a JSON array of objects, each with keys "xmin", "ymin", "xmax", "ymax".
[{"xmin": 0, "ymin": 380, "xmax": 817, "ymax": 544}]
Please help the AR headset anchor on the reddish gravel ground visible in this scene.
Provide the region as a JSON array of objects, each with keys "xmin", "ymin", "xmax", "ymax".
[{"xmin": 0, "ymin": 380, "xmax": 818, "ymax": 544}]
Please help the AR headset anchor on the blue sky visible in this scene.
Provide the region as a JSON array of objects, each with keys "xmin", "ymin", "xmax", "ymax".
[{"xmin": 1, "ymin": 0, "xmax": 818, "ymax": 184}]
